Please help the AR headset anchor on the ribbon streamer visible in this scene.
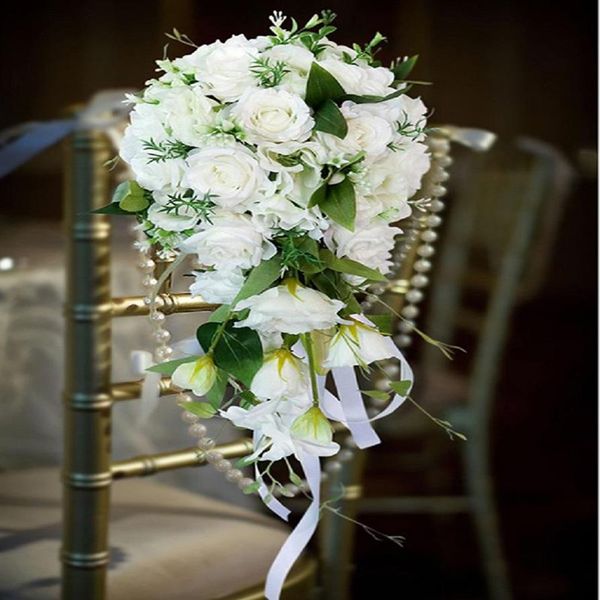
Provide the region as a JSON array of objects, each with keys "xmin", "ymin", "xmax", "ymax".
[{"xmin": 264, "ymin": 451, "xmax": 321, "ymax": 600}]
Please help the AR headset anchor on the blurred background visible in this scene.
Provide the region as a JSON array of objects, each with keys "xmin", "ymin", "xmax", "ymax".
[{"xmin": 0, "ymin": 1, "xmax": 596, "ymax": 599}]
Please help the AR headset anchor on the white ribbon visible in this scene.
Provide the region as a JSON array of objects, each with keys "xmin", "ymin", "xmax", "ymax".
[
  {"xmin": 130, "ymin": 350, "xmax": 161, "ymax": 425},
  {"xmin": 264, "ymin": 451, "xmax": 321, "ymax": 600}
]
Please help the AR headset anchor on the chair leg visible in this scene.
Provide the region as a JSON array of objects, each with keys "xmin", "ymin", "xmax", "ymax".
[
  {"xmin": 464, "ymin": 441, "xmax": 512, "ymax": 600},
  {"xmin": 318, "ymin": 451, "xmax": 366, "ymax": 600}
]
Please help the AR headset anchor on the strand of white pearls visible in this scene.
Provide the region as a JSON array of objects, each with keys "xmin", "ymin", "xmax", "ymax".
[
  {"xmin": 393, "ymin": 136, "xmax": 451, "ymax": 350},
  {"xmin": 133, "ymin": 225, "xmax": 174, "ymax": 364}
]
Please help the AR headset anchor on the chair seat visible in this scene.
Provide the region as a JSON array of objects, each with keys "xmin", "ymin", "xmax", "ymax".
[{"xmin": 0, "ymin": 468, "xmax": 308, "ymax": 599}]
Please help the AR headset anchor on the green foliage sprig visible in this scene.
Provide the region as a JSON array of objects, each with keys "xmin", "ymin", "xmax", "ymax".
[
  {"xmin": 250, "ymin": 57, "xmax": 290, "ymax": 87},
  {"xmin": 142, "ymin": 138, "xmax": 194, "ymax": 163}
]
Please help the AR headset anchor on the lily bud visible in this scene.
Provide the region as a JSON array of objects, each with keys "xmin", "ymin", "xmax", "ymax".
[{"xmin": 172, "ymin": 355, "xmax": 217, "ymax": 397}]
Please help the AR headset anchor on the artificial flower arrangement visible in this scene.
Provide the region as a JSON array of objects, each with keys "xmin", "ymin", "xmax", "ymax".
[{"xmin": 100, "ymin": 10, "xmax": 455, "ymax": 599}]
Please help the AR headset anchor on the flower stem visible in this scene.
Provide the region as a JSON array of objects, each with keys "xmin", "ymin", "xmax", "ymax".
[{"xmin": 301, "ymin": 332, "xmax": 320, "ymax": 407}]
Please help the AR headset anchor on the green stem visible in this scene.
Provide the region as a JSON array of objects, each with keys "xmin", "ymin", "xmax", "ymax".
[
  {"xmin": 207, "ymin": 314, "xmax": 231, "ymax": 355},
  {"xmin": 301, "ymin": 332, "xmax": 320, "ymax": 407}
]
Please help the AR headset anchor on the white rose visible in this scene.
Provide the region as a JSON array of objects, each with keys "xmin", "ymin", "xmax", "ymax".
[
  {"xmin": 317, "ymin": 59, "xmax": 394, "ymax": 96},
  {"xmin": 395, "ymin": 95, "xmax": 428, "ymax": 140},
  {"xmin": 232, "ymin": 88, "xmax": 314, "ymax": 149},
  {"xmin": 251, "ymin": 193, "xmax": 328, "ymax": 240},
  {"xmin": 250, "ymin": 348, "xmax": 310, "ymax": 401},
  {"xmin": 183, "ymin": 145, "xmax": 268, "ymax": 210},
  {"xmin": 128, "ymin": 154, "xmax": 185, "ymax": 192},
  {"xmin": 329, "ymin": 221, "xmax": 401, "ymax": 275},
  {"xmin": 180, "ymin": 212, "xmax": 276, "ymax": 270},
  {"xmin": 320, "ymin": 102, "xmax": 393, "ymax": 160},
  {"xmin": 189, "ymin": 268, "xmax": 245, "ymax": 303},
  {"xmin": 235, "ymin": 280, "xmax": 346, "ymax": 334},
  {"xmin": 262, "ymin": 43, "xmax": 314, "ymax": 96},
  {"xmin": 147, "ymin": 197, "xmax": 199, "ymax": 232},
  {"xmin": 323, "ymin": 317, "xmax": 401, "ymax": 368},
  {"xmin": 366, "ymin": 142, "xmax": 430, "ymax": 211},
  {"xmin": 192, "ymin": 36, "xmax": 259, "ymax": 102},
  {"xmin": 159, "ymin": 87, "xmax": 217, "ymax": 147}
]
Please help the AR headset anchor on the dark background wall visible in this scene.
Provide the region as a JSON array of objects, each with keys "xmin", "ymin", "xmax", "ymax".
[{"xmin": 0, "ymin": 1, "xmax": 596, "ymax": 598}]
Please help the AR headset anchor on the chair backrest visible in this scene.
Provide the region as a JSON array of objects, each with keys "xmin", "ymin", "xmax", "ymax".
[
  {"xmin": 61, "ymin": 129, "xmax": 253, "ymax": 599},
  {"xmin": 420, "ymin": 136, "xmax": 574, "ymax": 417}
]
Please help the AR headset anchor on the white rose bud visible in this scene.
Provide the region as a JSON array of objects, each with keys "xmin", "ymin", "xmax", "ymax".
[
  {"xmin": 189, "ymin": 268, "xmax": 245, "ymax": 304},
  {"xmin": 172, "ymin": 355, "xmax": 217, "ymax": 397}
]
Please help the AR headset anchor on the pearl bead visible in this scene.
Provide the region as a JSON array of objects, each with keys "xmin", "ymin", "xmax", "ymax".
[
  {"xmin": 426, "ymin": 215, "xmax": 443, "ymax": 228},
  {"xmin": 417, "ymin": 244, "xmax": 435, "ymax": 258},
  {"xmin": 178, "ymin": 392, "xmax": 193, "ymax": 403},
  {"xmin": 325, "ymin": 461, "xmax": 342, "ymax": 474},
  {"xmin": 154, "ymin": 345, "xmax": 173, "ymax": 362},
  {"xmin": 197, "ymin": 437, "xmax": 216, "ymax": 450},
  {"xmin": 188, "ymin": 423, "xmax": 207, "ymax": 437},
  {"xmin": 438, "ymin": 155, "xmax": 453, "ymax": 167},
  {"xmin": 142, "ymin": 275, "xmax": 158, "ymax": 288},
  {"xmin": 414, "ymin": 259, "xmax": 432, "ymax": 274},
  {"xmin": 284, "ymin": 484, "xmax": 299, "ymax": 497},
  {"xmin": 215, "ymin": 459, "xmax": 232, "ymax": 473},
  {"xmin": 181, "ymin": 411, "xmax": 199, "ymax": 424},
  {"xmin": 429, "ymin": 199, "xmax": 445, "ymax": 213},
  {"xmin": 437, "ymin": 170, "xmax": 450, "ymax": 182},
  {"xmin": 411, "ymin": 274, "xmax": 429, "ymax": 288},
  {"xmin": 421, "ymin": 229, "xmax": 438, "ymax": 243},
  {"xmin": 338, "ymin": 449, "xmax": 354, "ymax": 463},
  {"xmin": 406, "ymin": 289, "xmax": 424, "ymax": 304},
  {"xmin": 401, "ymin": 305, "xmax": 419, "ymax": 319},
  {"xmin": 138, "ymin": 258, "xmax": 156, "ymax": 273},
  {"xmin": 432, "ymin": 185, "xmax": 447, "ymax": 197},
  {"xmin": 384, "ymin": 363, "xmax": 400, "ymax": 377},
  {"xmin": 225, "ymin": 469, "xmax": 243, "ymax": 483},
  {"xmin": 152, "ymin": 329, "xmax": 171, "ymax": 343},
  {"xmin": 375, "ymin": 378, "xmax": 391, "ymax": 391},
  {"xmin": 238, "ymin": 477, "xmax": 255, "ymax": 491},
  {"xmin": 396, "ymin": 334, "xmax": 413, "ymax": 348},
  {"xmin": 205, "ymin": 451, "xmax": 224, "ymax": 464},
  {"xmin": 399, "ymin": 319, "xmax": 415, "ymax": 333},
  {"xmin": 149, "ymin": 310, "xmax": 166, "ymax": 323},
  {"xmin": 320, "ymin": 472, "xmax": 330, "ymax": 482}
]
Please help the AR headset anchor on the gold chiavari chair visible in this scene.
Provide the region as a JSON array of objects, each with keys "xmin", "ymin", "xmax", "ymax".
[{"xmin": 0, "ymin": 127, "xmax": 315, "ymax": 599}]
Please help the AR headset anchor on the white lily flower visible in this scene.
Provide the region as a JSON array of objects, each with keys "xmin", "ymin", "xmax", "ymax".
[
  {"xmin": 235, "ymin": 279, "xmax": 346, "ymax": 335},
  {"xmin": 251, "ymin": 348, "xmax": 310, "ymax": 401},
  {"xmin": 172, "ymin": 355, "xmax": 217, "ymax": 396},
  {"xmin": 323, "ymin": 317, "xmax": 400, "ymax": 368}
]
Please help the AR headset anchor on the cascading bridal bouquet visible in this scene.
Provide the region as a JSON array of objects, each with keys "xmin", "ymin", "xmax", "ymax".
[{"xmin": 103, "ymin": 10, "xmax": 450, "ymax": 599}]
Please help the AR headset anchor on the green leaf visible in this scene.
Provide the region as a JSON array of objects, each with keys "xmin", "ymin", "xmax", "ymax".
[
  {"xmin": 320, "ymin": 249, "xmax": 387, "ymax": 282},
  {"xmin": 319, "ymin": 177, "xmax": 356, "ymax": 231},
  {"xmin": 310, "ymin": 269, "xmax": 362, "ymax": 315},
  {"xmin": 314, "ymin": 99, "xmax": 348, "ymax": 138},
  {"xmin": 366, "ymin": 313, "xmax": 393, "ymax": 334},
  {"xmin": 196, "ymin": 322, "xmax": 220, "ymax": 353},
  {"xmin": 208, "ymin": 256, "xmax": 282, "ymax": 323},
  {"xmin": 236, "ymin": 454, "xmax": 259, "ymax": 468},
  {"xmin": 305, "ymin": 63, "xmax": 346, "ymax": 108},
  {"xmin": 92, "ymin": 202, "xmax": 129, "ymax": 215},
  {"xmin": 213, "ymin": 323, "xmax": 263, "ymax": 386},
  {"xmin": 392, "ymin": 55, "xmax": 419, "ymax": 82},
  {"xmin": 289, "ymin": 472, "xmax": 304, "ymax": 487},
  {"xmin": 146, "ymin": 356, "xmax": 198, "ymax": 376},
  {"xmin": 308, "ymin": 182, "xmax": 327, "ymax": 208},
  {"xmin": 112, "ymin": 180, "xmax": 149, "ymax": 213},
  {"xmin": 390, "ymin": 380, "xmax": 413, "ymax": 397},
  {"xmin": 180, "ymin": 401, "xmax": 217, "ymax": 418},
  {"xmin": 362, "ymin": 390, "xmax": 390, "ymax": 401},
  {"xmin": 339, "ymin": 88, "xmax": 405, "ymax": 105},
  {"xmin": 206, "ymin": 368, "xmax": 228, "ymax": 408}
]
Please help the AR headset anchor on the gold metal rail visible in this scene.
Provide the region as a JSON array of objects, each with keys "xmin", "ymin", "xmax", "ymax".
[
  {"xmin": 111, "ymin": 438, "xmax": 254, "ymax": 479},
  {"xmin": 111, "ymin": 293, "xmax": 218, "ymax": 317},
  {"xmin": 111, "ymin": 378, "xmax": 177, "ymax": 401}
]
